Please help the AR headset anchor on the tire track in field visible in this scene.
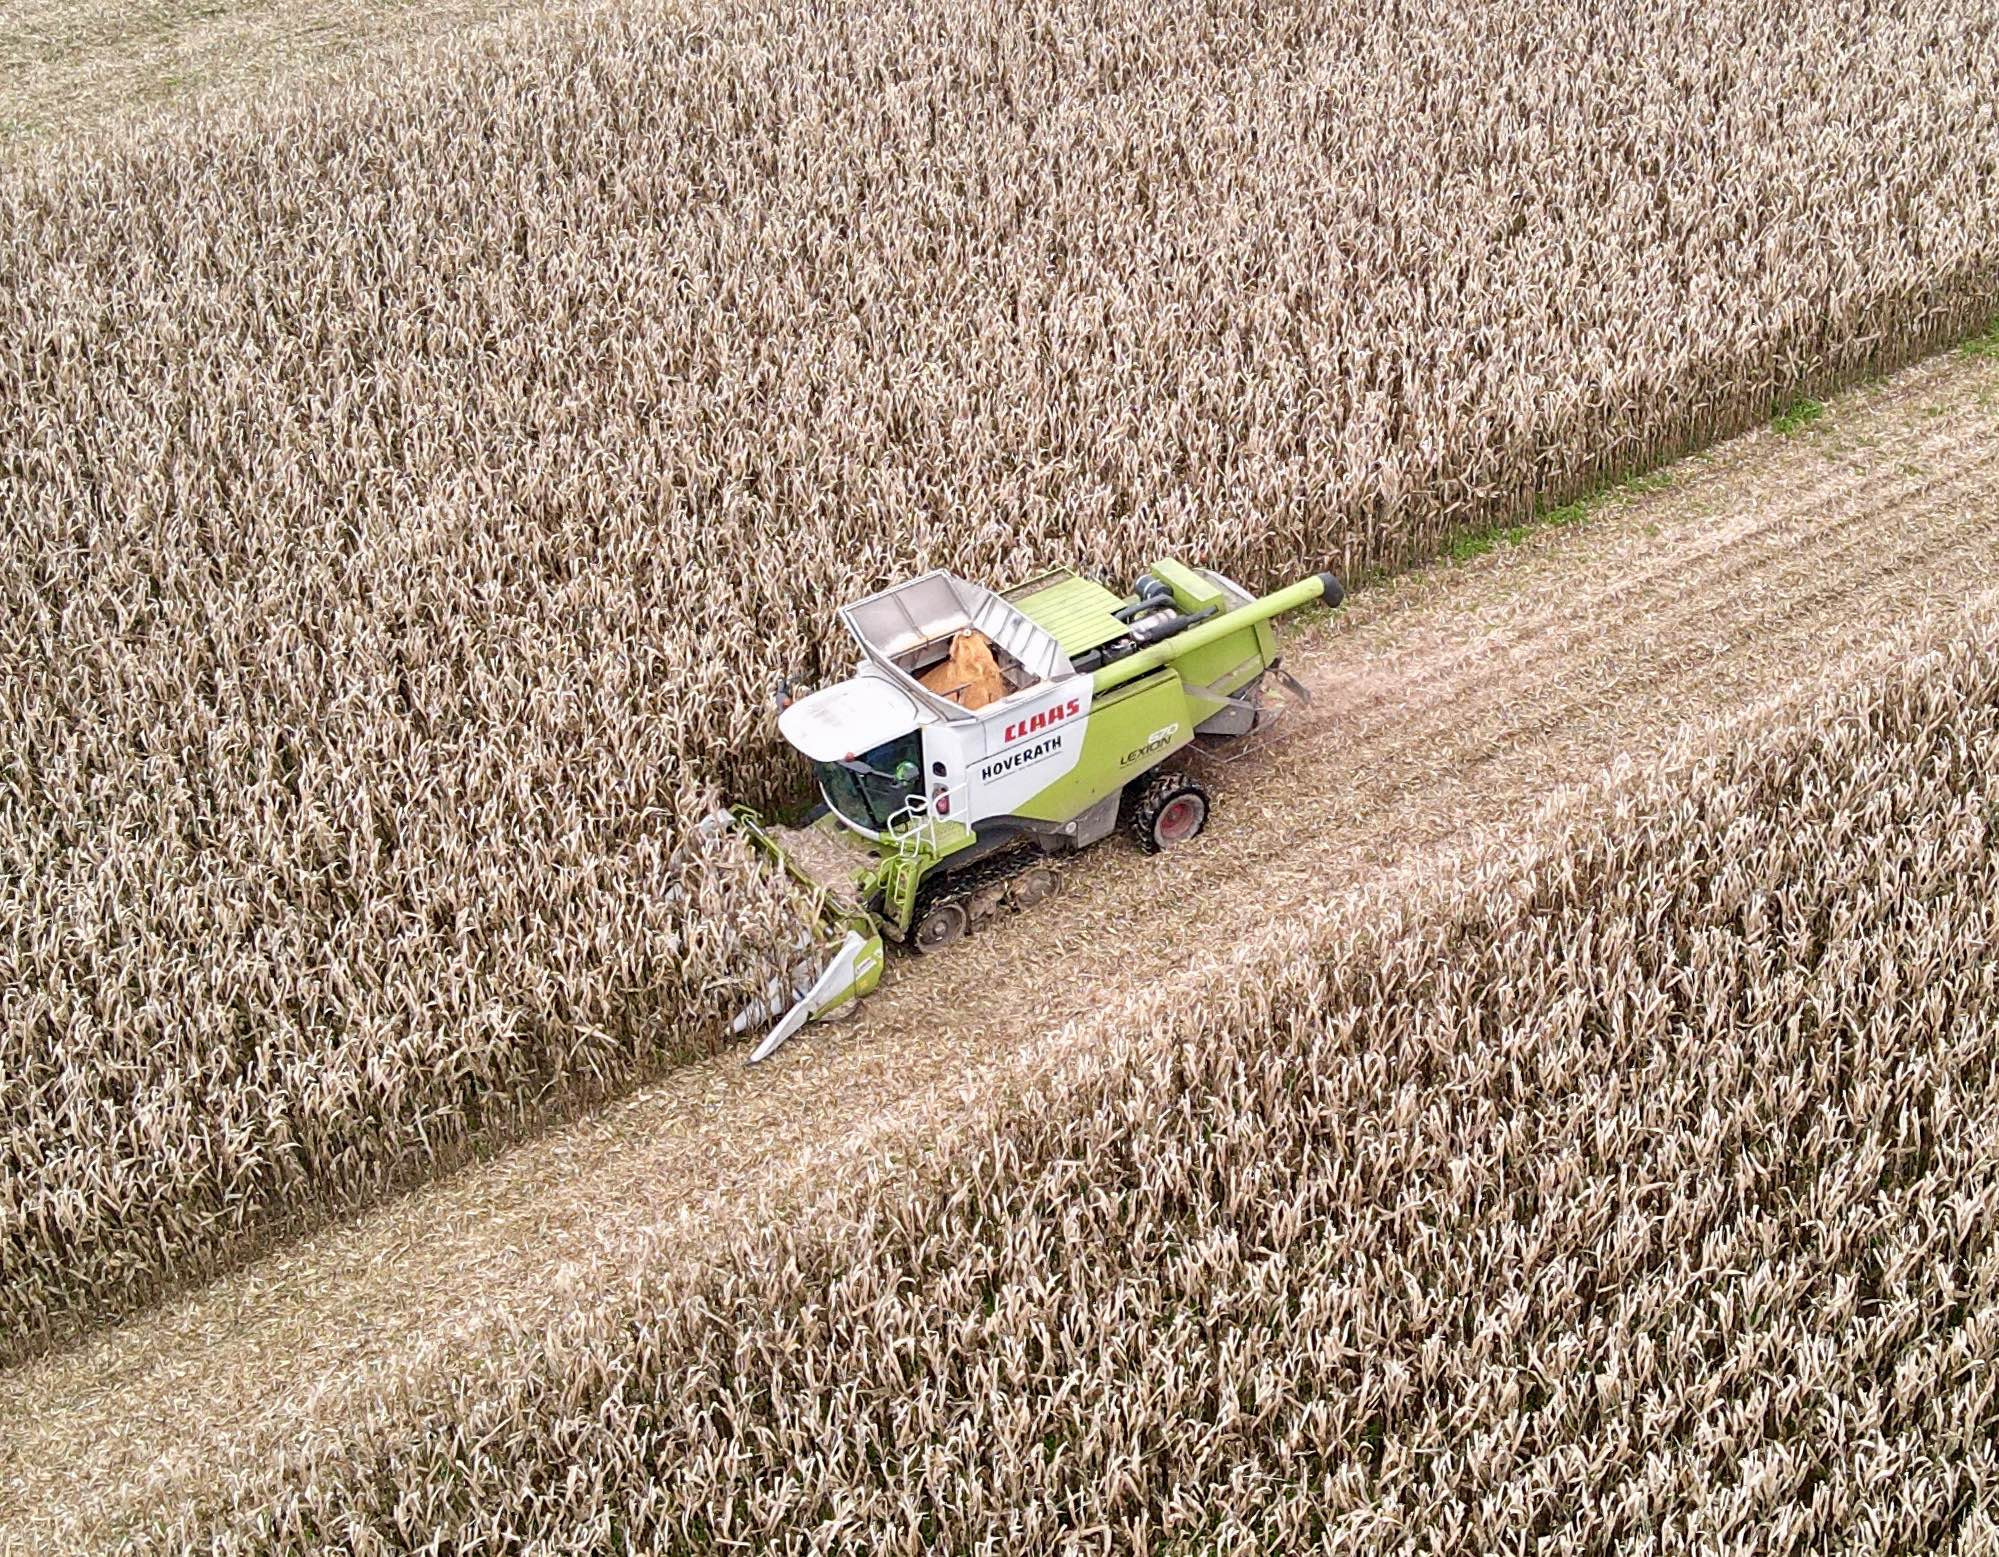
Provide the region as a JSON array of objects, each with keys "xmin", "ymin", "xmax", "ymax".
[{"xmin": 5, "ymin": 351, "xmax": 1998, "ymax": 1550}]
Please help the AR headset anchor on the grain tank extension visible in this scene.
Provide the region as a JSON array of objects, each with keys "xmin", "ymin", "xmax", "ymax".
[{"xmin": 714, "ymin": 558, "xmax": 1342, "ymax": 1059}]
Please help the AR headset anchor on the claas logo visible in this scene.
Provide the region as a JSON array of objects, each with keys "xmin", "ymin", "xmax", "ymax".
[{"xmin": 1003, "ymin": 698, "xmax": 1082, "ymax": 744}]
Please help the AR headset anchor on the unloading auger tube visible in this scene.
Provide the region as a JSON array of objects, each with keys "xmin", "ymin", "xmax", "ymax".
[{"xmin": 719, "ymin": 560, "xmax": 1344, "ymax": 1060}]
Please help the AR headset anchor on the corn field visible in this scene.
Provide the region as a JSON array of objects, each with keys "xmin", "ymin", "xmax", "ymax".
[
  {"xmin": 157, "ymin": 613, "xmax": 1999, "ymax": 1553},
  {"xmin": 7, "ymin": 0, "xmax": 1999, "ymax": 1360}
]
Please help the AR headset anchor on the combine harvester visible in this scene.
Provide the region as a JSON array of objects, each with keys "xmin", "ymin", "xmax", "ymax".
[{"xmin": 717, "ymin": 559, "xmax": 1343, "ymax": 1059}]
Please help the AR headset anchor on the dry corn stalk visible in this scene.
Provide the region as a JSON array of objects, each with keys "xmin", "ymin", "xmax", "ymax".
[{"xmin": 5, "ymin": 0, "xmax": 1999, "ymax": 1357}]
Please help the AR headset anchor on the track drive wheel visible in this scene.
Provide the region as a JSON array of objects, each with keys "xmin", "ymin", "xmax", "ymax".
[
  {"xmin": 1126, "ymin": 770, "xmax": 1211, "ymax": 855},
  {"xmin": 912, "ymin": 899, "xmax": 968, "ymax": 955},
  {"xmin": 1009, "ymin": 865, "xmax": 1057, "ymax": 909}
]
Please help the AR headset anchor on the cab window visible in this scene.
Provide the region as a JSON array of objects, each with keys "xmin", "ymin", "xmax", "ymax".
[{"xmin": 814, "ymin": 730, "xmax": 922, "ymax": 833}]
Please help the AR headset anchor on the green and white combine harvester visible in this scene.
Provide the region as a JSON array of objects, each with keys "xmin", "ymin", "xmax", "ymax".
[{"xmin": 715, "ymin": 558, "xmax": 1343, "ymax": 1059}]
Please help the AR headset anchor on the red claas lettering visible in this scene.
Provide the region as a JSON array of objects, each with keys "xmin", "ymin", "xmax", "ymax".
[
  {"xmin": 1004, "ymin": 698, "xmax": 1082, "ymax": 744},
  {"xmin": 999, "ymin": 695, "xmax": 1079, "ymax": 747}
]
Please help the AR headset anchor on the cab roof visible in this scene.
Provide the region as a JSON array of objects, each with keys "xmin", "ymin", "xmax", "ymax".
[{"xmin": 776, "ymin": 670, "xmax": 925, "ymax": 763}]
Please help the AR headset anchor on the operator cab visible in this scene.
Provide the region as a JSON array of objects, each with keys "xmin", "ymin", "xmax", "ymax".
[
  {"xmin": 778, "ymin": 570, "xmax": 1082, "ymax": 838},
  {"xmin": 777, "ymin": 673, "xmax": 928, "ymax": 838}
]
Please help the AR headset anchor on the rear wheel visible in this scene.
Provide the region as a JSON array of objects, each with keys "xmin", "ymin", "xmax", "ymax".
[
  {"xmin": 1126, "ymin": 771, "xmax": 1211, "ymax": 854},
  {"xmin": 912, "ymin": 900, "xmax": 968, "ymax": 954}
]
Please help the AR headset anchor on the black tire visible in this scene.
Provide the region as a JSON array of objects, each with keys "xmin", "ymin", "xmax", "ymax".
[{"xmin": 1125, "ymin": 770, "xmax": 1210, "ymax": 854}]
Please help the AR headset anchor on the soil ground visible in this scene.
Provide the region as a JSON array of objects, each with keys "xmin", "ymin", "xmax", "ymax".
[{"xmin": 5, "ymin": 348, "xmax": 1999, "ymax": 1548}]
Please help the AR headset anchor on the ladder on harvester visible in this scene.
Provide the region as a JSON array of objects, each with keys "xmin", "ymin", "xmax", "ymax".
[{"xmin": 879, "ymin": 787, "xmax": 970, "ymax": 933}]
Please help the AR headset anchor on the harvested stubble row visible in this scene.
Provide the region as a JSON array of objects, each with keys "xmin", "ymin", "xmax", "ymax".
[
  {"xmin": 6, "ymin": 0, "xmax": 1999, "ymax": 1360},
  {"xmin": 168, "ymin": 618, "xmax": 1999, "ymax": 1554}
]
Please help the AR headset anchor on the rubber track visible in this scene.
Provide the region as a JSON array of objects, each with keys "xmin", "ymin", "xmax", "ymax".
[{"xmin": 909, "ymin": 843, "xmax": 1054, "ymax": 937}]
